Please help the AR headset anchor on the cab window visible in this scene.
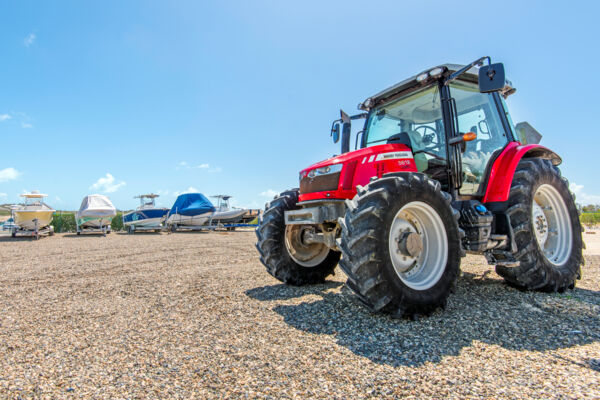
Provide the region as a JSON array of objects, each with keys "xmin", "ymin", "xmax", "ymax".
[
  {"xmin": 363, "ymin": 85, "xmax": 448, "ymax": 185},
  {"xmin": 449, "ymin": 80, "xmax": 509, "ymax": 195}
]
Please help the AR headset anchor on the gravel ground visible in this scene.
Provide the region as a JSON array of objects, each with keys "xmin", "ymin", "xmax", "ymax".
[{"xmin": 0, "ymin": 230, "xmax": 598, "ymax": 399}]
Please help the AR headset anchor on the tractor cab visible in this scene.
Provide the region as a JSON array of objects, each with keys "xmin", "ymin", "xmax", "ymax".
[{"xmin": 333, "ymin": 59, "xmax": 519, "ymax": 198}]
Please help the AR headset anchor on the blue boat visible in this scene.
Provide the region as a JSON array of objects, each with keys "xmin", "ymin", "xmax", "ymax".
[
  {"xmin": 123, "ymin": 194, "xmax": 169, "ymax": 232},
  {"xmin": 166, "ymin": 192, "xmax": 216, "ymax": 228}
]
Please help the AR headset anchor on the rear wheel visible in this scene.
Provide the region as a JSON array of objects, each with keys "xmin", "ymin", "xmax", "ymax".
[
  {"xmin": 339, "ymin": 173, "xmax": 461, "ymax": 318},
  {"xmin": 256, "ymin": 189, "xmax": 340, "ymax": 285},
  {"xmin": 496, "ymin": 159, "xmax": 583, "ymax": 291}
]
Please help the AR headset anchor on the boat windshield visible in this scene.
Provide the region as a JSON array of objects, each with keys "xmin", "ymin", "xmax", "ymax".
[
  {"xmin": 24, "ymin": 197, "xmax": 45, "ymax": 206},
  {"xmin": 139, "ymin": 196, "xmax": 157, "ymax": 208}
]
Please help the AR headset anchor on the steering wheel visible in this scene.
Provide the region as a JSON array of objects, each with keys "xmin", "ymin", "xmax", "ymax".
[
  {"xmin": 413, "ymin": 126, "xmax": 444, "ymax": 159},
  {"xmin": 415, "ymin": 125, "xmax": 438, "ymax": 143}
]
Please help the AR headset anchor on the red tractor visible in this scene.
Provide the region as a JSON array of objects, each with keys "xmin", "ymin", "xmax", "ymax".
[{"xmin": 256, "ymin": 57, "xmax": 583, "ymax": 317}]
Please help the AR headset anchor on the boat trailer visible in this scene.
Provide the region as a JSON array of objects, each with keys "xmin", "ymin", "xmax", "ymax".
[
  {"xmin": 76, "ymin": 223, "xmax": 112, "ymax": 237},
  {"xmin": 11, "ymin": 219, "xmax": 55, "ymax": 240},
  {"xmin": 167, "ymin": 218, "xmax": 258, "ymax": 233}
]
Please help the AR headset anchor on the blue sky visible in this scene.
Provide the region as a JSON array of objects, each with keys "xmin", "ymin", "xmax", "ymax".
[{"xmin": 1, "ymin": 0, "xmax": 599, "ymax": 210}]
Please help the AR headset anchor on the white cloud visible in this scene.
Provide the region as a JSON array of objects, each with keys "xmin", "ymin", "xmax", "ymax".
[
  {"xmin": 24, "ymin": 33, "xmax": 36, "ymax": 47},
  {"xmin": 260, "ymin": 189, "xmax": 278, "ymax": 198},
  {"xmin": 0, "ymin": 193, "xmax": 7, "ymax": 197},
  {"xmin": 90, "ymin": 173, "xmax": 126, "ymax": 193},
  {"xmin": 0, "ymin": 114, "xmax": 11, "ymax": 122},
  {"xmin": 0, "ymin": 167, "xmax": 21, "ymax": 182},
  {"xmin": 21, "ymin": 122, "xmax": 33, "ymax": 129},
  {"xmin": 176, "ymin": 161, "xmax": 218, "ymax": 171},
  {"xmin": 570, "ymin": 183, "xmax": 600, "ymax": 205},
  {"xmin": 54, "ymin": 196, "xmax": 63, "ymax": 203}
]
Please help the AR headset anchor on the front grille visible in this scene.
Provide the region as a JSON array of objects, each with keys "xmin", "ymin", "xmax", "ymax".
[{"xmin": 300, "ymin": 172, "xmax": 340, "ymax": 194}]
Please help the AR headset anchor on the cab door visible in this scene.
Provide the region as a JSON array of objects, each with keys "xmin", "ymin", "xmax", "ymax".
[{"xmin": 448, "ymin": 80, "xmax": 510, "ymax": 196}]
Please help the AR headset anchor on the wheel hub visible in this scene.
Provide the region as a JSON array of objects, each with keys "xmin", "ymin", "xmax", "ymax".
[
  {"xmin": 532, "ymin": 201, "xmax": 548, "ymax": 247},
  {"xmin": 397, "ymin": 231, "xmax": 423, "ymax": 258},
  {"xmin": 284, "ymin": 225, "xmax": 329, "ymax": 267}
]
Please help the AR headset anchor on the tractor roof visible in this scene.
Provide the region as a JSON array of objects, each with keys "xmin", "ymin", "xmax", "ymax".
[{"xmin": 360, "ymin": 64, "xmax": 511, "ymax": 111}]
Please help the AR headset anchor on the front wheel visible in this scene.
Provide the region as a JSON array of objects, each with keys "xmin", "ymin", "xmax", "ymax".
[
  {"xmin": 497, "ymin": 159, "xmax": 583, "ymax": 291},
  {"xmin": 255, "ymin": 189, "xmax": 340, "ymax": 285},
  {"xmin": 339, "ymin": 173, "xmax": 461, "ymax": 318}
]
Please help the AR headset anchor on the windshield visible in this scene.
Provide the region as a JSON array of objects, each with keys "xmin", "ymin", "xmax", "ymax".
[
  {"xmin": 363, "ymin": 84, "xmax": 447, "ymax": 181},
  {"xmin": 363, "ymin": 84, "xmax": 445, "ymax": 155}
]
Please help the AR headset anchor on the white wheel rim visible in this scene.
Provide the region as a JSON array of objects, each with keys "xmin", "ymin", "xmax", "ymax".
[
  {"xmin": 532, "ymin": 184, "xmax": 572, "ymax": 266},
  {"xmin": 284, "ymin": 225, "xmax": 329, "ymax": 267},
  {"xmin": 388, "ymin": 201, "xmax": 448, "ymax": 290}
]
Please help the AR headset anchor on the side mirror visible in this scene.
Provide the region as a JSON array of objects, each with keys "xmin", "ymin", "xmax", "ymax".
[
  {"xmin": 514, "ymin": 122, "xmax": 542, "ymax": 144},
  {"xmin": 478, "ymin": 63, "xmax": 506, "ymax": 93},
  {"xmin": 340, "ymin": 109, "xmax": 351, "ymax": 154},
  {"xmin": 331, "ymin": 122, "xmax": 340, "ymax": 143}
]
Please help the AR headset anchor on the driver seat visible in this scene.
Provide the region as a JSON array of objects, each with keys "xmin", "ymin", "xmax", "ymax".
[{"xmin": 387, "ymin": 131, "xmax": 428, "ymax": 172}]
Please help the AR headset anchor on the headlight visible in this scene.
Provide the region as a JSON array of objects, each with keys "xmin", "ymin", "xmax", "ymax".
[
  {"xmin": 416, "ymin": 72, "xmax": 429, "ymax": 83},
  {"xmin": 429, "ymin": 67, "xmax": 444, "ymax": 78},
  {"xmin": 314, "ymin": 164, "xmax": 342, "ymax": 176}
]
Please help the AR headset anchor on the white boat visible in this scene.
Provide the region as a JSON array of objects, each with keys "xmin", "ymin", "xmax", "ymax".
[
  {"xmin": 123, "ymin": 194, "xmax": 169, "ymax": 232},
  {"xmin": 210, "ymin": 195, "xmax": 248, "ymax": 224},
  {"xmin": 76, "ymin": 194, "xmax": 117, "ymax": 235},
  {"xmin": 11, "ymin": 192, "xmax": 55, "ymax": 236}
]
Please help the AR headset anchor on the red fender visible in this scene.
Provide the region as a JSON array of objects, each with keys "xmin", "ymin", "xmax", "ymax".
[{"xmin": 482, "ymin": 142, "xmax": 562, "ymax": 203}]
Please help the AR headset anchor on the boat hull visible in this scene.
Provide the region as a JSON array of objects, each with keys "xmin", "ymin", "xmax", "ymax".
[
  {"xmin": 13, "ymin": 210, "xmax": 54, "ymax": 231},
  {"xmin": 210, "ymin": 209, "xmax": 248, "ymax": 224},
  {"xmin": 77, "ymin": 216, "xmax": 113, "ymax": 229},
  {"xmin": 123, "ymin": 208, "xmax": 169, "ymax": 228},
  {"xmin": 166, "ymin": 212, "xmax": 212, "ymax": 226}
]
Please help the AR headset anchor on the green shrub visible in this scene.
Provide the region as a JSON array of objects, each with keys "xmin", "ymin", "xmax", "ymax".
[
  {"xmin": 581, "ymin": 212, "xmax": 600, "ymax": 226},
  {"xmin": 51, "ymin": 212, "xmax": 77, "ymax": 233},
  {"xmin": 111, "ymin": 212, "xmax": 125, "ymax": 232}
]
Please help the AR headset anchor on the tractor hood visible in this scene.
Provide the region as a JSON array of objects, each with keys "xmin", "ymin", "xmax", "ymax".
[
  {"xmin": 300, "ymin": 144, "xmax": 409, "ymax": 176},
  {"xmin": 298, "ymin": 144, "xmax": 416, "ymax": 202}
]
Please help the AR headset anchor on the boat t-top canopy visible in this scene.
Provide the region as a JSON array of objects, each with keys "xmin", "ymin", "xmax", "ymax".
[
  {"xmin": 20, "ymin": 191, "xmax": 48, "ymax": 198},
  {"xmin": 211, "ymin": 195, "xmax": 232, "ymax": 200},
  {"xmin": 135, "ymin": 193, "xmax": 161, "ymax": 208}
]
